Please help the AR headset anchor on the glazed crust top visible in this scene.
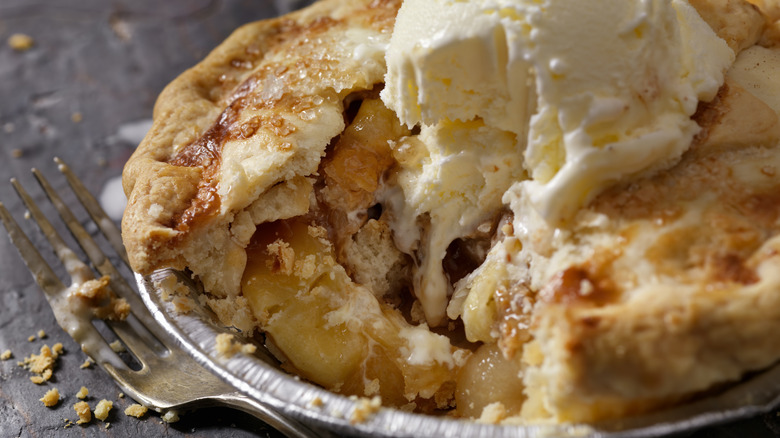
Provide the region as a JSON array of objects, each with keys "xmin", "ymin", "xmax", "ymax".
[{"xmin": 122, "ymin": 0, "xmax": 401, "ymax": 295}]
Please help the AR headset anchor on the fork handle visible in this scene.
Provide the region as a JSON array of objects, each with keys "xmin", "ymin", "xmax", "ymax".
[{"xmin": 214, "ymin": 391, "xmax": 334, "ymax": 438}]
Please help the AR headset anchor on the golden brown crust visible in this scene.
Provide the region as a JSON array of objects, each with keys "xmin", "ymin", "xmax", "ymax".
[
  {"xmin": 690, "ymin": 0, "xmax": 765, "ymax": 52},
  {"xmin": 122, "ymin": 0, "xmax": 401, "ymax": 296},
  {"xmin": 515, "ymin": 59, "xmax": 780, "ymax": 420}
]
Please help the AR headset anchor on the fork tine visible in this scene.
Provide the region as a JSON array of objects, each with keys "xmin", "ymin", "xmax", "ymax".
[
  {"xmin": 0, "ymin": 197, "xmax": 128, "ymax": 370},
  {"xmin": 10, "ymin": 177, "xmax": 94, "ymax": 283},
  {"xmin": 54, "ymin": 157, "xmax": 129, "ymax": 267},
  {"xmin": 31, "ymin": 168, "xmax": 170, "ymax": 352},
  {"xmin": 0, "ymin": 200, "xmax": 66, "ymax": 297},
  {"xmin": 13, "ymin": 173, "xmax": 166, "ymax": 366},
  {"xmin": 32, "ymin": 168, "xmax": 125, "ymax": 286}
]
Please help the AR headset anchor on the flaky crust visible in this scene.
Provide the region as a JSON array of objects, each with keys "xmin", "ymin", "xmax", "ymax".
[
  {"xmin": 515, "ymin": 72, "xmax": 780, "ymax": 421},
  {"xmin": 122, "ymin": 0, "xmax": 400, "ymax": 296}
]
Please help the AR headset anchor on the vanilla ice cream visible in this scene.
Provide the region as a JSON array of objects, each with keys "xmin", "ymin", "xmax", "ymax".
[
  {"xmin": 518, "ymin": 0, "xmax": 734, "ymax": 222},
  {"xmin": 381, "ymin": 0, "xmax": 534, "ymax": 136},
  {"xmin": 384, "ymin": 120, "xmax": 525, "ymax": 325},
  {"xmin": 381, "ymin": 0, "xmax": 735, "ymax": 324}
]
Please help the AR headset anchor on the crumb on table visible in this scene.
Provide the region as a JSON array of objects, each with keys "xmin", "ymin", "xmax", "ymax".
[
  {"xmin": 74, "ymin": 401, "xmax": 91, "ymax": 424},
  {"xmin": 124, "ymin": 403, "xmax": 148, "ymax": 418},
  {"xmin": 30, "ymin": 368, "xmax": 52, "ymax": 384},
  {"xmin": 20, "ymin": 343, "xmax": 63, "ymax": 384},
  {"xmin": 95, "ymin": 399, "xmax": 113, "ymax": 421},
  {"xmin": 40, "ymin": 388, "xmax": 60, "ymax": 407},
  {"xmin": 76, "ymin": 386, "xmax": 89, "ymax": 399},
  {"xmin": 0, "ymin": 350, "xmax": 11, "ymax": 360},
  {"xmin": 8, "ymin": 33, "xmax": 34, "ymax": 51}
]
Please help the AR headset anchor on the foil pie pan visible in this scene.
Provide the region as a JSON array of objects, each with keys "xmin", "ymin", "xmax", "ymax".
[{"xmin": 137, "ymin": 269, "xmax": 780, "ymax": 437}]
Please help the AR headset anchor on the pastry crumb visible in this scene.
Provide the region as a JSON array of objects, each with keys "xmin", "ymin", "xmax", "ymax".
[
  {"xmin": 156, "ymin": 274, "xmax": 197, "ymax": 314},
  {"xmin": 71, "ymin": 112, "xmax": 83, "ymax": 123},
  {"xmin": 28, "ymin": 335, "xmax": 36, "ymax": 342},
  {"xmin": 200, "ymin": 295, "xmax": 258, "ymax": 335},
  {"xmin": 8, "ymin": 33, "xmax": 34, "ymax": 51},
  {"xmin": 350, "ymin": 396, "xmax": 382, "ymax": 424},
  {"xmin": 20, "ymin": 344, "xmax": 61, "ymax": 383},
  {"xmin": 74, "ymin": 401, "xmax": 91, "ymax": 424},
  {"xmin": 109, "ymin": 340, "xmax": 125, "ymax": 353},
  {"xmin": 172, "ymin": 295, "xmax": 196, "ymax": 314},
  {"xmin": 40, "ymin": 388, "xmax": 60, "ymax": 407},
  {"xmin": 266, "ymin": 239, "xmax": 295, "ymax": 275},
  {"xmin": 161, "ymin": 410, "xmax": 180, "ymax": 423},
  {"xmin": 72, "ymin": 276, "xmax": 130, "ymax": 321},
  {"xmin": 37, "ymin": 329, "xmax": 46, "ymax": 339},
  {"xmin": 72, "ymin": 276, "xmax": 111, "ymax": 308},
  {"xmin": 94, "ymin": 399, "xmax": 113, "ymax": 421},
  {"xmin": 76, "ymin": 386, "xmax": 89, "ymax": 399},
  {"xmin": 79, "ymin": 358, "xmax": 94, "ymax": 369},
  {"xmin": 0, "ymin": 350, "xmax": 12, "ymax": 360},
  {"xmin": 308, "ymin": 396, "xmax": 323, "ymax": 408},
  {"xmin": 118, "ymin": 392, "xmax": 125, "ymax": 398},
  {"xmin": 364, "ymin": 378, "xmax": 380, "ymax": 397},
  {"xmin": 11, "ymin": 148, "xmax": 22, "ymax": 158},
  {"xmin": 95, "ymin": 297, "xmax": 131, "ymax": 321},
  {"xmin": 477, "ymin": 402, "xmax": 507, "ymax": 424},
  {"xmin": 307, "ymin": 225, "xmax": 328, "ymax": 239},
  {"xmin": 124, "ymin": 403, "xmax": 148, "ymax": 418},
  {"xmin": 30, "ymin": 368, "xmax": 52, "ymax": 384},
  {"xmin": 215, "ymin": 333, "xmax": 256, "ymax": 358},
  {"xmin": 110, "ymin": 15, "xmax": 132, "ymax": 42}
]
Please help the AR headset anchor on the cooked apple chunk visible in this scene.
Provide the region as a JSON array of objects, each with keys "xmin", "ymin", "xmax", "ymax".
[{"xmin": 242, "ymin": 218, "xmax": 467, "ymax": 409}]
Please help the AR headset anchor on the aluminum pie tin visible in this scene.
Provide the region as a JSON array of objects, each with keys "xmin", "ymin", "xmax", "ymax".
[{"xmin": 137, "ymin": 269, "xmax": 780, "ymax": 437}]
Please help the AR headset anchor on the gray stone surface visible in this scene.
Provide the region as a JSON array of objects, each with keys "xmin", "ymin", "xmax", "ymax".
[{"xmin": 1, "ymin": 0, "xmax": 779, "ymax": 437}]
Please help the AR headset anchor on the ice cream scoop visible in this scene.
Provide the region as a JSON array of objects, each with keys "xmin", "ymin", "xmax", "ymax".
[{"xmin": 381, "ymin": 0, "xmax": 735, "ymax": 325}]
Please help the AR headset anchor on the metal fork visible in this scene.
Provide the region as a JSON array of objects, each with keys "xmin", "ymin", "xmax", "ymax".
[{"xmin": 0, "ymin": 158, "xmax": 322, "ymax": 438}]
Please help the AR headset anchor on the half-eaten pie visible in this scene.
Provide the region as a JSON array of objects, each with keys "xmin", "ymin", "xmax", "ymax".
[{"xmin": 122, "ymin": 0, "xmax": 780, "ymax": 424}]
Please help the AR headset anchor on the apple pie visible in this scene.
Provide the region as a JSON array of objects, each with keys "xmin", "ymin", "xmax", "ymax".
[{"xmin": 122, "ymin": 0, "xmax": 780, "ymax": 424}]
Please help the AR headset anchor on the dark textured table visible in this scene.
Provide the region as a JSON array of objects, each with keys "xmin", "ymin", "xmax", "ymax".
[{"xmin": 1, "ymin": 0, "xmax": 780, "ymax": 437}]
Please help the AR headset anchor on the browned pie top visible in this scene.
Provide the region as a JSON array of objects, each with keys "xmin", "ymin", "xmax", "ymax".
[{"xmin": 121, "ymin": 0, "xmax": 401, "ymax": 295}]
